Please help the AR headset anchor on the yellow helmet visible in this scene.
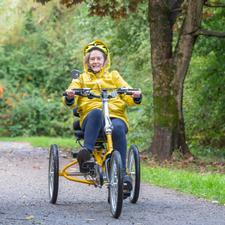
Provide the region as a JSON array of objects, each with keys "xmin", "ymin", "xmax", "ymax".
[{"xmin": 83, "ymin": 39, "xmax": 109, "ymax": 56}]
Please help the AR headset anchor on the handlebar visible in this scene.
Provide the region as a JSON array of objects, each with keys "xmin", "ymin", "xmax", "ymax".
[
  {"xmin": 63, "ymin": 88, "xmax": 140, "ymax": 99},
  {"xmin": 63, "ymin": 88, "xmax": 91, "ymax": 97}
]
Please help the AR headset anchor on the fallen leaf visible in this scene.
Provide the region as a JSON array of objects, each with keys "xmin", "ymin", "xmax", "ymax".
[
  {"xmin": 86, "ymin": 218, "xmax": 95, "ymax": 222},
  {"xmin": 33, "ymin": 165, "xmax": 41, "ymax": 169},
  {"xmin": 25, "ymin": 215, "xmax": 34, "ymax": 220}
]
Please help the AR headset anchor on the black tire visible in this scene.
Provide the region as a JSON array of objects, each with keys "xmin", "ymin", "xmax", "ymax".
[
  {"xmin": 127, "ymin": 145, "xmax": 140, "ymax": 203},
  {"xmin": 109, "ymin": 151, "xmax": 123, "ymax": 218},
  {"xmin": 48, "ymin": 144, "xmax": 59, "ymax": 204}
]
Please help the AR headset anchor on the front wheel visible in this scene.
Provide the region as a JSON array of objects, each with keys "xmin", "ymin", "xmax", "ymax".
[
  {"xmin": 48, "ymin": 144, "xmax": 59, "ymax": 204},
  {"xmin": 109, "ymin": 151, "xmax": 123, "ymax": 218},
  {"xmin": 127, "ymin": 145, "xmax": 140, "ymax": 203}
]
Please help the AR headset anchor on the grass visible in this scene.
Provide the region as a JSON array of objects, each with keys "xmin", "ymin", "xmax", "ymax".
[
  {"xmin": 1, "ymin": 136, "xmax": 225, "ymax": 205},
  {"xmin": 141, "ymin": 164, "xmax": 225, "ymax": 205},
  {"xmin": 0, "ymin": 136, "xmax": 78, "ymax": 150}
]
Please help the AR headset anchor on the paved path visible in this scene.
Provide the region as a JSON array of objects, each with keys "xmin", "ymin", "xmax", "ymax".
[{"xmin": 0, "ymin": 141, "xmax": 225, "ymax": 225}]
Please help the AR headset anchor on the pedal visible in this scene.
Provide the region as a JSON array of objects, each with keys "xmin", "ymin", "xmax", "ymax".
[
  {"xmin": 123, "ymin": 182, "xmax": 132, "ymax": 192},
  {"xmin": 123, "ymin": 175, "xmax": 133, "ymax": 192},
  {"xmin": 123, "ymin": 181, "xmax": 132, "ymax": 200},
  {"xmin": 82, "ymin": 160, "xmax": 95, "ymax": 170},
  {"xmin": 123, "ymin": 191, "xmax": 131, "ymax": 199}
]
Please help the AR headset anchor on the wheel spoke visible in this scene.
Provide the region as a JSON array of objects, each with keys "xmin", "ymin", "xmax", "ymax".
[{"xmin": 110, "ymin": 160, "xmax": 118, "ymax": 212}]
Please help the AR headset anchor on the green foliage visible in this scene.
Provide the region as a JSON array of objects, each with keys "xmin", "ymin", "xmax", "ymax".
[
  {"xmin": 0, "ymin": 9, "xmax": 77, "ymax": 93},
  {"xmin": 0, "ymin": 6, "xmax": 77, "ymax": 137},
  {"xmin": 190, "ymin": 143, "xmax": 225, "ymax": 162},
  {"xmin": 14, "ymin": 98, "xmax": 67, "ymax": 136},
  {"xmin": 1, "ymin": 91, "xmax": 72, "ymax": 137},
  {"xmin": 0, "ymin": 2, "xmax": 152, "ymax": 150},
  {"xmin": 184, "ymin": 8, "xmax": 225, "ymax": 148}
]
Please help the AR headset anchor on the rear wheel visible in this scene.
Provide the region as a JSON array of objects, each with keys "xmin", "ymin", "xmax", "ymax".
[
  {"xmin": 48, "ymin": 144, "xmax": 59, "ymax": 204},
  {"xmin": 127, "ymin": 145, "xmax": 140, "ymax": 203},
  {"xmin": 109, "ymin": 151, "xmax": 123, "ymax": 218}
]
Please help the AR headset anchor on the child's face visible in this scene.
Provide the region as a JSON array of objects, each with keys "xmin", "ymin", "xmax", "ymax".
[{"xmin": 88, "ymin": 50, "xmax": 105, "ymax": 73}]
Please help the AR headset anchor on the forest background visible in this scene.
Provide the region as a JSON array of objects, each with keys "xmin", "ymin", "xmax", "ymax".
[{"xmin": 0, "ymin": 0, "xmax": 225, "ymax": 159}]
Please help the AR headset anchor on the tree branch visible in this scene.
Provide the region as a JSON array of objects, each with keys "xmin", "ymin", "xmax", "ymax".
[
  {"xmin": 204, "ymin": 1, "xmax": 225, "ymax": 7},
  {"xmin": 36, "ymin": 0, "xmax": 51, "ymax": 4},
  {"xmin": 195, "ymin": 29, "xmax": 225, "ymax": 37}
]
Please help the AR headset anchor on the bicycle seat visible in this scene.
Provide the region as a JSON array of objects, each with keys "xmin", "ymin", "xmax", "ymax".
[
  {"xmin": 73, "ymin": 120, "xmax": 105, "ymax": 143},
  {"xmin": 75, "ymin": 130, "xmax": 84, "ymax": 139},
  {"xmin": 73, "ymin": 120, "xmax": 84, "ymax": 139}
]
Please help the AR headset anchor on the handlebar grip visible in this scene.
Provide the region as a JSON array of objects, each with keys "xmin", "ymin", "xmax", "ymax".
[
  {"xmin": 126, "ymin": 91, "xmax": 133, "ymax": 95},
  {"xmin": 117, "ymin": 88, "xmax": 140, "ymax": 95}
]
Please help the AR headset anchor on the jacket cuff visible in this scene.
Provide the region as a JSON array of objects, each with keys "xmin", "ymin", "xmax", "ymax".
[
  {"xmin": 133, "ymin": 94, "xmax": 142, "ymax": 104},
  {"xmin": 65, "ymin": 97, "xmax": 74, "ymax": 106}
]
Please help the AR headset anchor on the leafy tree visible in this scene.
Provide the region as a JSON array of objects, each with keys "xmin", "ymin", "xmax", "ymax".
[
  {"xmin": 0, "ymin": 6, "xmax": 75, "ymax": 136},
  {"xmin": 36, "ymin": 0, "xmax": 225, "ymax": 160}
]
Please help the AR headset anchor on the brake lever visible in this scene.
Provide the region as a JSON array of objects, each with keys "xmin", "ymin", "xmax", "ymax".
[
  {"xmin": 117, "ymin": 87, "xmax": 128, "ymax": 94},
  {"xmin": 87, "ymin": 93, "xmax": 94, "ymax": 99},
  {"xmin": 109, "ymin": 90, "xmax": 118, "ymax": 98},
  {"xmin": 87, "ymin": 92, "xmax": 101, "ymax": 99}
]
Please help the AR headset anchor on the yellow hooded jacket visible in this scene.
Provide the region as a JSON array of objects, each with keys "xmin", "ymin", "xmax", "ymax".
[{"xmin": 63, "ymin": 40, "xmax": 139, "ymax": 128}]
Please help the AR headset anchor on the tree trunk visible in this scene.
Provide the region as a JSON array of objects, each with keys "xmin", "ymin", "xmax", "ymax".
[
  {"xmin": 149, "ymin": 0, "xmax": 205, "ymax": 160},
  {"xmin": 149, "ymin": 0, "xmax": 177, "ymax": 160}
]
